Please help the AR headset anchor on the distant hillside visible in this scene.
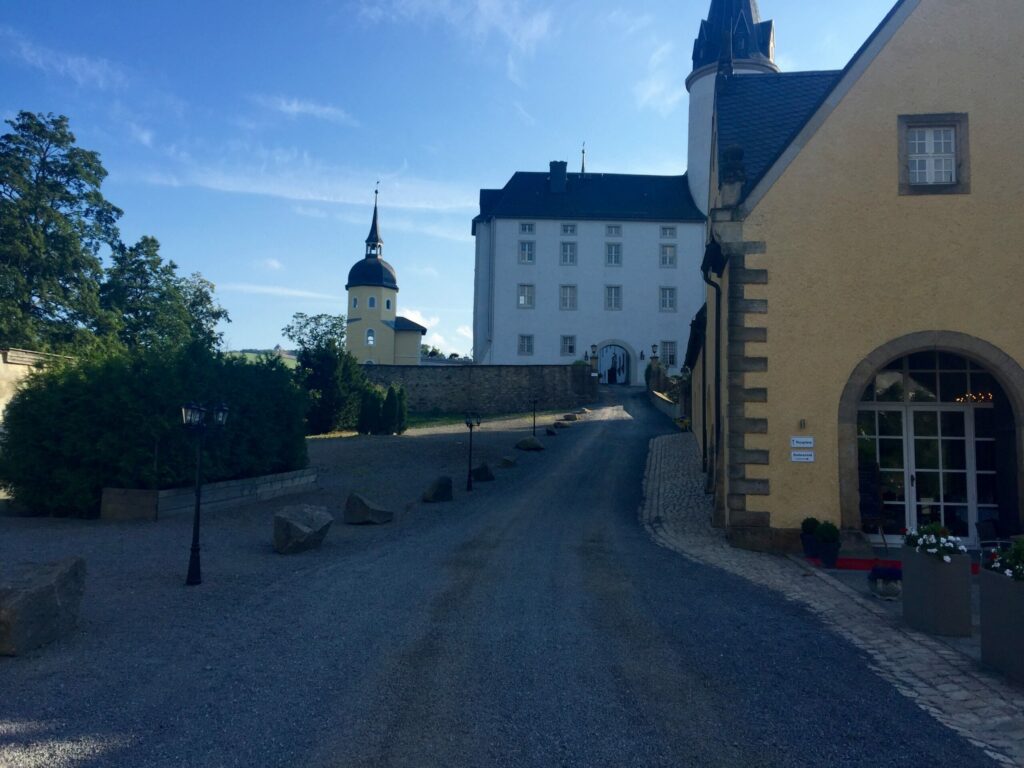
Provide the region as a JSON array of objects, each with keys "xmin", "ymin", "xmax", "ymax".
[{"xmin": 227, "ymin": 348, "xmax": 298, "ymax": 369}]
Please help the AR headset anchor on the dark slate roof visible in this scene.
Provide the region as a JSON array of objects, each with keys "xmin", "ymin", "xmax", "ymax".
[
  {"xmin": 716, "ymin": 70, "xmax": 842, "ymax": 202},
  {"xmin": 693, "ymin": 0, "xmax": 775, "ymax": 71},
  {"xmin": 387, "ymin": 317, "xmax": 427, "ymax": 335},
  {"xmin": 365, "ymin": 202, "xmax": 383, "ymax": 246},
  {"xmin": 346, "ymin": 257, "xmax": 398, "ymax": 291},
  {"xmin": 473, "ymin": 172, "xmax": 704, "ymax": 231}
]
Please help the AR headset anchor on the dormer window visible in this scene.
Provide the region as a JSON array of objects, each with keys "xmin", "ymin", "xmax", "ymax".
[
  {"xmin": 519, "ymin": 222, "xmax": 535, "ymax": 234},
  {"xmin": 368, "ymin": 296, "xmax": 377, "ymax": 309},
  {"xmin": 899, "ymin": 113, "xmax": 970, "ymax": 195}
]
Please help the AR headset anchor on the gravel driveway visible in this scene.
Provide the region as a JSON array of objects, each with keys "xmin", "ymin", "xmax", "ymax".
[{"xmin": 0, "ymin": 389, "xmax": 998, "ymax": 767}]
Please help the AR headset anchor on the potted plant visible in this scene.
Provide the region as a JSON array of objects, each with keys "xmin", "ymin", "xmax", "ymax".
[
  {"xmin": 867, "ymin": 565, "xmax": 902, "ymax": 600},
  {"xmin": 902, "ymin": 524, "xmax": 971, "ymax": 636},
  {"xmin": 800, "ymin": 517, "xmax": 821, "ymax": 558},
  {"xmin": 815, "ymin": 521, "xmax": 841, "ymax": 568},
  {"xmin": 980, "ymin": 540, "xmax": 1024, "ymax": 683}
]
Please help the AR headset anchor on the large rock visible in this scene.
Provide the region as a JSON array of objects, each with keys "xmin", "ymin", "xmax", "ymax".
[
  {"xmin": 516, "ymin": 436, "xmax": 545, "ymax": 452},
  {"xmin": 343, "ymin": 493, "xmax": 394, "ymax": 525},
  {"xmin": 273, "ymin": 505, "xmax": 334, "ymax": 553},
  {"xmin": 422, "ymin": 476, "xmax": 454, "ymax": 503},
  {"xmin": 0, "ymin": 558, "xmax": 86, "ymax": 656},
  {"xmin": 562, "ymin": 413, "xmax": 579, "ymax": 422},
  {"xmin": 471, "ymin": 463, "xmax": 495, "ymax": 482},
  {"xmin": 545, "ymin": 427, "xmax": 558, "ymax": 437},
  {"xmin": 499, "ymin": 456, "xmax": 518, "ymax": 468}
]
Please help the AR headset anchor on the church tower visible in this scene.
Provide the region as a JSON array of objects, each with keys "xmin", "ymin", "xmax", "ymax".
[
  {"xmin": 345, "ymin": 192, "xmax": 427, "ymax": 365},
  {"xmin": 346, "ymin": 192, "xmax": 399, "ymax": 364},
  {"xmin": 686, "ymin": 0, "xmax": 778, "ymax": 215}
]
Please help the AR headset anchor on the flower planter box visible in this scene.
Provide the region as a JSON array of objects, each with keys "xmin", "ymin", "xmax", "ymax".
[
  {"xmin": 901, "ymin": 548, "xmax": 971, "ymax": 637},
  {"xmin": 980, "ymin": 569, "xmax": 1024, "ymax": 684}
]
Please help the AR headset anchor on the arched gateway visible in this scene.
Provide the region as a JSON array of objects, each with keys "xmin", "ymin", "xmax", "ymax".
[
  {"xmin": 598, "ymin": 344, "xmax": 631, "ymax": 386},
  {"xmin": 838, "ymin": 332, "xmax": 1024, "ymax": 545}
]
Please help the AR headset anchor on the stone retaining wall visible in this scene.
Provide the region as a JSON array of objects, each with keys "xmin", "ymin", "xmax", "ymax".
[
  {"xmin": 649, "ymin": 390, "xmax": 681, "ymax": 422},
  {"xmin": 363, "ymin": 364, "xmax": 598, "ymax": 416},
  {"xmin": 101, "ymin": 468, "xmax": 318, "ymax": 521}
]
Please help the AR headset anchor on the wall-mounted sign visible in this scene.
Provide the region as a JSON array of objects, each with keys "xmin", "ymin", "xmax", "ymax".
[
  {"xmin": 791, "ymin": 436, "xmax": 815, "ymax": 449},
  {"xmin": 791, "ymin": 450, "xmax": 816, "ymax": 463}
]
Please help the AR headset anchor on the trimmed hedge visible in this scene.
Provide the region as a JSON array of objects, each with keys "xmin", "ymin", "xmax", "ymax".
[{"xmin": 0, "ymin": 345, "xmax": 308, "ymax": 517}]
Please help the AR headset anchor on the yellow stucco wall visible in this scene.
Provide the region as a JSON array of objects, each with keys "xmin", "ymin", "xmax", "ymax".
[
  {"xmin": 346, "ymin": 285, "xmax": 398, "ymax": 364},
  {"xmin": 394, "ymin": 331, "xmax": 422, "ymax": 366},
  {"xmin": 736, "ymin": 0, "xmax": 1024, "ymax": 529}
]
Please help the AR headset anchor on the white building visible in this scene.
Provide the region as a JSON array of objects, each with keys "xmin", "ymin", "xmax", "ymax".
[{"xmin": 472, "ymin": 161, "xmax": 705, "ymax": 386}]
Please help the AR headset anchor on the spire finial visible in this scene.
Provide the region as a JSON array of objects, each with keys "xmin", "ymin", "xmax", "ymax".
[
  {"xmin": 581, "ymin": 142, "xmax": 586, "ymax": 174},
  {"xmin": 365, "ymin": 183, "xmax": 383, "ymax": 258}
]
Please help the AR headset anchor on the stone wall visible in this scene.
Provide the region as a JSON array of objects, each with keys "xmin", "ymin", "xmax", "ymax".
[{"xmin": 363, "ymin": 363, "xmax": 598, "ymax": 416}]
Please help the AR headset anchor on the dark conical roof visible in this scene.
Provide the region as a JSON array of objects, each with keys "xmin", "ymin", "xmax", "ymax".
[
  {"xmin": 346, "ymin": 193, "xmax": 398, "ymax": 291},
  {"xmin": 692, "ymin": 0, "xmax": 777, "ymax": 72}
]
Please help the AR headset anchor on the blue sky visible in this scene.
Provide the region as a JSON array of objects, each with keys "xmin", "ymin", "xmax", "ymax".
[{"xmin": 1, "ymin": 0, "xmax": 894, "ymax": 354}]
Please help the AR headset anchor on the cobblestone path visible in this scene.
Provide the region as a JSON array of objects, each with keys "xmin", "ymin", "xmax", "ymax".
[{"xmin": 641, "ymin": 433, "xmax": 1024, "ymax": 767}]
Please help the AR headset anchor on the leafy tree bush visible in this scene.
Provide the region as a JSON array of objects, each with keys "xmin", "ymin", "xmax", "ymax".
[
  {"xmin": 358, "ymin": 385, "xmax": 386, "ymax": 434},
  {"xmin": 0, "ymin": 345, "xmax": 307, "ymax": 517},
  {"xmin": 396, "ymin": 387, "xmax": 408, "ymax": 434},
  {"xmin": 381, "ymin": 385, "xmax": 400, "ymax": 435}
]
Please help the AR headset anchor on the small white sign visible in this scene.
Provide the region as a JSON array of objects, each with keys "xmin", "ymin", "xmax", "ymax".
[
  {"xmin": 791, "ymin": 450, "xmax": 816, "ymax": 463},
  {"xmin": 791, "ymin": 436, "xmax": 815, "ymax": 449}
]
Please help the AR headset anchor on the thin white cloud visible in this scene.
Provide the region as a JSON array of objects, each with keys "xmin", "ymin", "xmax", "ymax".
[
  {"xmin": 262, "ymin": 258, "xmax": 284, "ymax": 271},
  {"xmin": 513, "ymin": 101, "xmax": 536, "ymax": 126},
  {"xmin": 252, "ymin": 95, "xmax": 359, "ymax": 127},
  {"xmin": 292, "ymin": 205, "xmax": 330, "ymax": 219},
  {"xmin": 634, "ymin": 42, "xmax": 687, "ymax": 116},
  {"xmin": 605, "ymin": 9, "xmax": 653, "ymax": 36},
  {"xmin": 402, "ymin": 308, "xmax": 440, "ymax": 329},
  {"xmin": 145, "ymin": 145, "xmax": 477, "ymax": 213},
  {"xmin": 457, "ymin": 325, "xmax": 473, "ymax": 340},
  {"xmin": 0, "ymin": 26, "xmax": 127, "ymax": 89},
  {"xmin": 409, "ymin": 265, "xmax": 440, "ymax": 279},
  {"xmin": 128, "ymin": 123, "xmax": 154, "ymax": 147},
  {"xmin": 427, "ymin": 332, "xmax": 447, "ymax": 349},
  {"xmin": 220, "ymin": 283, "xmax": 338, "ymax": 301}
]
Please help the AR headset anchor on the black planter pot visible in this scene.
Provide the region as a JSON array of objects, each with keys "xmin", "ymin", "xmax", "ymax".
[
  {"xmin": 800, "ymin": 532, "xmax": 820, "ymax": 559},
  {"xmin": 818, "ymin": 542, "xmax": 841, "ymax": 568}
]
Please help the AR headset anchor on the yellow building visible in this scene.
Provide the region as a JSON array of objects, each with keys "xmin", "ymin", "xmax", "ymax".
[
  {"xmin": 687, "ymin": 0, "xmax": 1024, "ymax": 551},
  {"xmin": 345, "ymin": 195, "xmax": 426, "ymax": 365}
]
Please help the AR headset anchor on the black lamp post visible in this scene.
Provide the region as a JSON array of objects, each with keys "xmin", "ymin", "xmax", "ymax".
[
  {"xmin": 182, "ymin": 401, "xmax": 229, "ymax": 586},
  {"xmin": 465, "ymin": 413, "xmax": 481, "ymax": 491},
  {"xmin": 531, "ymin": 398, "xmax": 538, "ymax": 437}
]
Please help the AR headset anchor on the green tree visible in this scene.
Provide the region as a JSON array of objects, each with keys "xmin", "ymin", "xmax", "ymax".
[
  {"xmin": 0, "ymin": 111, "xmax": 121, "ymax": 351},
  {"xmin": 177, "ymin": 271, "xmax": 229, "ymax": 350},
  {"xmin": 381, "ymin": 384, "xmax": 399, "ymax": 434},
  {"xmin": 282, "ymin": 313, "xmax": 346, "ymax": 351}
]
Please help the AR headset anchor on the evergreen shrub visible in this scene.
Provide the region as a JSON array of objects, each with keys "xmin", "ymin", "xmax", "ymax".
[{"xmin": 0, "ymin": 345, "xmax": 307, "ymax": 517}]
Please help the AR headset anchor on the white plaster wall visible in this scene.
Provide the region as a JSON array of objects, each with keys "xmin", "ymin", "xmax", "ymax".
[
  {"xmin": 482, "ymin": 218, "xmax": 705, "ymax": 385},
  {"xmin": 472, "ymin": 221, "xmax": 493, "ymax": 363}
]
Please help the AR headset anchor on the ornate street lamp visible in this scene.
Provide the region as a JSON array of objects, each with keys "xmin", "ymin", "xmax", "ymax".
[
  {"xmin": 464, "ymin": 414, "xmax": 481, "ymax": 492},
  {"xmin": 652, "ymin": 343, "xmax": 659, "ymax": 357},
  {"xmin": 182, "ymin": 401, "xmax": 229, "ymax": 586}
]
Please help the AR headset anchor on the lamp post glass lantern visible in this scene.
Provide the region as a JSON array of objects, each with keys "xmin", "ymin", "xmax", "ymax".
[
  {"xmin": 465, "ymin": 414, "xmax": 481, "ymax": 492},
  {"xmin": 652, "ymin": 343, "xmax": 658, "ymax": 357},
  {"xmin": 182, "ymin": 401, "xmax": 229, "ymax": 586}
]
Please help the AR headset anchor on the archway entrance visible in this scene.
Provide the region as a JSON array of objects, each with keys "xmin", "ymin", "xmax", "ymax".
[
  {"xmin": 856, "ymin": 351, "xmax": 1018, "ymax": 545},
  {"xmin": 599, "ymin": 345, "xmax": 630, "ymax": 385}
]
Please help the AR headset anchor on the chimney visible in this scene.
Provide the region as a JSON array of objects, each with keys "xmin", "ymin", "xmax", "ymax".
[{"xmin": 549, "ymin": 160, "xmax": 568, "ymax": 193}]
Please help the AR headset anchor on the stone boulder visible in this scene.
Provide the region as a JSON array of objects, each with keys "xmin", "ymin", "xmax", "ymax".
[
  {"xmin": 471, "ymin": 463, "xmax": 495, "ymax": 482},
  {"xmin": 516, "ymin": 436, "xmax": 545, "ymax": 451},
  {"xmin": 554, "ymin": 421, "xmax": 571, "ymax": 429},
  {"xmin": 343, "ymin": 494, "xmax": 395, "ymax": 525},
  {"xmin": 273, "ymin": 505, "xmax": 334, "ymax": 553},
  {"xmin": 562, "ymin": 413, "xmax": 579, "ymax": 422},
  {"xmin": 499, "ymin": 456, "xmax": 518, "ymax": 468},
  {"xmin": 545, "ymin": 427, "xmax": 558, "ymax": 437},
  {"xmin": 422, "ymin": 476, "xmax": 454, "ymax": 503},
  {"xmin": 0, "ymin": 557, "xmax": 86, "ymax": 656}
]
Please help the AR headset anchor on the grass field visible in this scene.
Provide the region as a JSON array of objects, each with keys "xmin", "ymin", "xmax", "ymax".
[{"xmin": 227, "ymin": 351, "xmax": 298, "ymax": 369}]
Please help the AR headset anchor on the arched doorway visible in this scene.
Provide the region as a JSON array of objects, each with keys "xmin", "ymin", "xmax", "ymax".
[
  {"xmin": 839, "ymin": 333, "xmax": 1024, "ymax": 545},
  {"xmin": 598, "ymin": 345, "xmax": 630, "ymax": 385}
]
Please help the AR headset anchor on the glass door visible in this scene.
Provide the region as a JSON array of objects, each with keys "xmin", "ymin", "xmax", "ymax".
[{"xmin": 907, "ymin": 408, "xmax": 971, "ymax": 539}]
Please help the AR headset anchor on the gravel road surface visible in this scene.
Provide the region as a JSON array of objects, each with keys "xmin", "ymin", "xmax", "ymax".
[{"xmin": 0, "ymin": 389, "xmax": 998, "ymax": 767}]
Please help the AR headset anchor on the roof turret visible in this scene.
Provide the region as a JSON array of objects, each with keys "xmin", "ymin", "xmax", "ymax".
[
  {"xmin": 346, "ymin": 190, "xmax": 399, "ymax": 291},
  {"xmin": 692, "ymin": 0, "xmax": 777, "ymax": 73}
]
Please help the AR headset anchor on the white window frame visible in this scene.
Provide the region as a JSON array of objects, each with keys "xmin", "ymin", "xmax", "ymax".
[
  {"xmin": 559, "ymin": 284, "xmax": 577, "ymax": 311},
  {"xmin": 518, "ymin": 334, "xmax": 534, "ymax": 356},
  {"xmin": 368, "ymin": 296, "xmax": 376, "ymax": 309},
  {"xmin": 560, "ymin": 335, "xmax": 576, "ymax": 357},
  {"xmin": 519, "ymin": 222, "xmax": 535, "ymax": 234},
  {"xmin": 560, "ymin": 241, "xmax": 577, "ymax": 266},
  {"xmin": 907, "ymin": 127, "xmax": 956, "ymax": 185},
  {"xmin": 660, "ymin": 287, "xmax": 677, "ymax": 312},
  {"xmin": 606, "ymin": 224, "xmax": 621, "ymax": 237},
  {"xmin": 366, "ymin": 328, "xmax": 376, "ymax": 347},
  {"xmin": 605, "ymin": 285, "xmax": 622, "ymax": 311},
  {"xmin": 517, "ymin": 283, "xmax": 535, "ymax": 309},
  {"xmin": 561, "ymin": 223, "xmax": 577, "ymax": 236},
  {"xmin": 898, "ymin": 113, "xmax": 970, "ymax": 195},
  {"xmin": 660, "ymin": 341, "xmax": 677, "ymax": 367},
  {"xmin": 660, "ymin": 244, "xmax": 677, "ymax": 268},
  {"xmin": 660, "ymin": 226, "xmax": 677, "ymax": 238},
  {"xmin": 352, "ymin": 297, "xmax": 358, "ymax": 309},
  {"xmin": 518, "ymin": 240, "xmax": 535, "ymax": 264},
  {"xmin": 605, "ymin": 242, "xmax": 622, "ymax": 267}
]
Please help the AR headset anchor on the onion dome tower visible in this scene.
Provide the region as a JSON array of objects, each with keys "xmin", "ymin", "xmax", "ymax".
[{"xmin": 686, "ymin": 0, "xmax": 778, "ymax": 215}]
